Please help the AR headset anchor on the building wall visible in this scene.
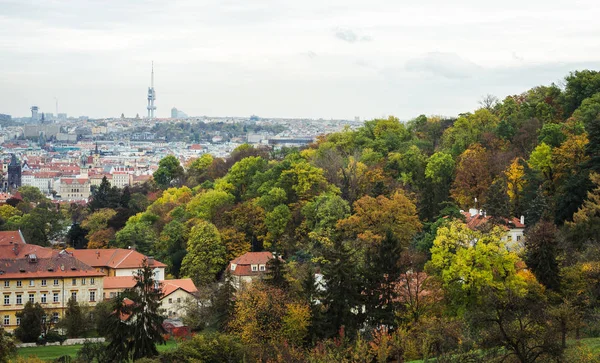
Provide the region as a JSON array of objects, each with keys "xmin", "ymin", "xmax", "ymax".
[
  {"xmin": 160, "ymin": 289, "xmax": 196, "ymax": 318},
  {"xmin": 0, "ymin": 276, "xmax": 103, "ymax": 332},
  {"xmin": 114, "ymin": 267, "xmax": 165, "ymax": 281},
  {"xmin": 59, "ymin": 180, "xmax": 90, "ymax": 200}
]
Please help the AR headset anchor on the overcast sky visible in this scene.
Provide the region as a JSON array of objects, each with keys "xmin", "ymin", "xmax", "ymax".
[{"xmin": 1, "ymin": 0, "xmax": 599, "ymax": 120}]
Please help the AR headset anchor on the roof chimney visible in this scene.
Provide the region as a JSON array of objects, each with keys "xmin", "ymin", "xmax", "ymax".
[{"xmin": 520, "ymin": 215, "xmax": 525, "ymax": 226}]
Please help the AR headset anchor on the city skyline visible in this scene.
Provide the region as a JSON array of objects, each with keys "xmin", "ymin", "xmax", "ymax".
[{"xmin": 1, "ymin": 0, "xmax": 599, "ymax": 120}]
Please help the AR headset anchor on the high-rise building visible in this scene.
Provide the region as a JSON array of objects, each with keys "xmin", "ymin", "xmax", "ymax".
[
  {"xmin": 30, "ymin": 106, "xmax": 39, "ymax": 121},
  {"xmin": 147, "ymin": 62, "xmax": 156, "ymax": 119}
]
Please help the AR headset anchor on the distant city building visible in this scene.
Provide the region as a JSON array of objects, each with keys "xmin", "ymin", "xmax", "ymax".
[
  {"xmin": 171, "ymin": 107, "xmax": 188, "ymax": 119},
  {"xmin": 30, "ymin": 106, "xmax": 39, "ymax": 121},
  {"xmin": 7, "ymin": 154, "xmax": 21, "ymax": 190},
  {"xmin": 0, "ymin": 114, "xmax": 11, "ymax": 122}
]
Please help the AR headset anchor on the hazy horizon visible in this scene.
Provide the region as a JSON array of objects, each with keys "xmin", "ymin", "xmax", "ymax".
[{"xmin": 1, "ymin": 0, "xmax": 599, "ymax": 120}]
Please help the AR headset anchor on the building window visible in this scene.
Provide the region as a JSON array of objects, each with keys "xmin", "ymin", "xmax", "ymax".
[
  {"xmin": 54, "ymin": 279, "xmax": 59, "ymax": 286},
  {"xmin": 3, "ymin": 281, "xmax": 8, "ymax": 287},
  {"xmin": 29, "ymin": 294, "xmax": 34, "ymax": 303},
  {"xmin": 16, "ymin": 317, "xmax": 20, "ymax": 326},
  {"xmin": 252, "ymin": 265, "xmax": 258, "ymax": 272},
  {"xmin": 52, "ymin": 312, "xmax": 59, "ymax": 323},
  {"xmin": 168, "ymin": 298, "xmax": 172, "ymax": 303},
  {"xmin": 16, "ymin": 294, "xmax": 22, "ymax": 304},
  {"xmin": 3, "ymin": 316, "xmax": 8, "ymax": 325},
  {"xmin": 177, "ymin": 298, "xmax": 181, "ymax": 303},
  {"xmin": 90, "ymin": 278, "xmax": 95, "ymax": 285},
  {"xmin": 89, "ymin": 291, "xmax": 96, "ymax": 302},
  {"xmin": 41, "ymin": 293, "xmax": 47, "ymax": 303},
  {"xmin": 259, "ymin": 265, "xmax": 266, "ymax": 271},
  {"xmin": 16, "ymin": 280, "xmax": 22, "ymax": 287},
  {"xmin": 109, "ymin": 292, "xmax": 116, "ymax": 298},
  {"xmin": 71, "ymin": 292, "xmax": 77, "ymax": 301},
  {"xmin": 53, "ymin": 293, "xmax": 59, "ymax": 303},
  {"xmin": 41, "ymin": 279, "xmax": 47, "ymax": 286},
  {"xmin": 82, "ymin": 278, "xmax": 86, "ymax": 285},
  {"xmin": 3, "ymin": 295, "xmax": 9, "ymax": 305},
  {"xmin": 29, "ymin": 280, "xmax": 34, "ymax": 287},
  {"xmin": 516, "ymin": 235, "xmax": 522, "ymax": 241},
  {"xmin": 72, "ymin": 279, "xmax": 77, "ymax": 286}
]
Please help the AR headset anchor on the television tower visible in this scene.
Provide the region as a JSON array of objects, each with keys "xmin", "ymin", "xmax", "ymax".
[{"xmin": 147, "ymin": 61, "xmax": 156, "ymax": 118}]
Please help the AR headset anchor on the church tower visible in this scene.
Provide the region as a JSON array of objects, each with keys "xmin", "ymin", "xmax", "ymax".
[{"xmin": 7, "ymin": 154, "xmax": 22, "ymax": 190}]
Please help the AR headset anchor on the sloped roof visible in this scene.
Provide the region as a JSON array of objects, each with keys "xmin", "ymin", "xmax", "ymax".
[
  {"xmin": 230, "ymin": 251, "xmax": 273, "ymax": 265},
  {"xmin": 104, "ymin": 276, "xmax": 136, "ymax": 290},
  {"xmin": 0, "ymin": 250, "xmax": 104, "ymax": 279},
  {"xmin": 228, "ymin": 252, "xmax": 274, "ymax": 277},
  {"xmin": 71, "ymin": 249, "xmax": 167, "ymax": 269},
  {"xmin": 0, "ymin": 231, "xmax": 26, "ymax": 245},
  {"xmin": 161, "ymin": 278, "xmax": 198, "ymax": 298},
  {"xmin": 461, "ymin": 212, "xmax": 525, "ymax": 230}
]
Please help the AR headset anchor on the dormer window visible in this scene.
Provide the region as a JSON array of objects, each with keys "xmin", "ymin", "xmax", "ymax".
[
  {"xmin": 251, "ymin": 265, "xmax": 258, "ymax": 272},
  {"xmin": 259, "ymin": 265, "xmax": 266, "ymax": 272},
  {"xmin": 230, "ymin": 264, "xmax": 236, "ymax": 271}
]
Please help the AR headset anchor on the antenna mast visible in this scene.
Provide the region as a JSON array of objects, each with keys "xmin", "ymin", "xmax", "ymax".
[{"xmin": 146, "ymin": 61, "xmax": 156, "ymax": 119}]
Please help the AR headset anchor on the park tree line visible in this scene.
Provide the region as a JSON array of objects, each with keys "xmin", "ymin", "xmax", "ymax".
[{"xmin": 5, "ymin": 70, "xmax": 600, "ymax": 362}]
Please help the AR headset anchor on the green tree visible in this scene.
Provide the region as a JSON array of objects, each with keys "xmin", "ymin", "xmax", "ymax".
[
  {"xmin": 318, "ymin": 237, "xmax": 365, "ymax": 339},
  {"xmin": 17, "ymin": 185, "xmax": 47, "ymax": 203},
  {"xmin": 211, "ymin": 270, "xmax": 237, "ymax": 331},
  {"xmin": 186, "ymin": 189, "xmax": 235, "ymax": 221},
  {"xmin": 264, "ymin": 204, "xmax": 291, "ymax": 250},
  {"xmin": 154, "ymin": 155, "xmax": 185, "ymax": 189},
  {"xmin": 0, "ymin": 327, "xmax": 16, "ymax": 363},
  {"xmin": 186, "ymin": 153, "xmax": 214, "ymax": 187},
  {"xmin": 88, "ymin": 176, "xmax": 121, "ymax": 211},
  {"xmin": 14, "ymin": 302, "xmax": 44, "ymax": 343},
  {"xmin": 156, "ymin": 220, "xmax": 189, "ymax": 277},
  {"xmin": 524, "ymin": 220, "xmax": 560, "ymax": 290},
  {"xmin": 58, "ymin": 298, "xmax": 92, "ymax": 338},
  {"xmin": 562, "ymin": 70, "xmax": 600, "ymax": 116},
  {"xmin": 484, "ymin": 178, "xmax": 510, "ymax": 221},
  {"xmin": 115, "ymin": 219, "xmax": 158, "ymax": 255},
  {"xmin": 105, "ymin": 260, "xmax": 166, "ymax": 361},
  {"xmin": 181, "ymin": 221, "xmax": 227, "ymax": 286},
  {"xmin": 426, "ymin": 220, "xmax": 525, "ymax": 313}
]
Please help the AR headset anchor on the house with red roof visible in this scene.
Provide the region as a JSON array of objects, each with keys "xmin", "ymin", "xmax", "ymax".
[
  {"xmin": 461, "ymin": 208, "xmax": 525, "ymax": 248},
  {"xmin": 71, "ymin": 249, "xmax": 166, "ymax": 281},
  {"xmin": 227, "ymin": 251, "xmax": 275, "ymax": 289},
  {"xmin": 0, "ymin": 232, "xmax": 105, "ymax": 332},
  {"xmin": 102, "ymin": 276, "xmax": 198, "ymax": 318}
]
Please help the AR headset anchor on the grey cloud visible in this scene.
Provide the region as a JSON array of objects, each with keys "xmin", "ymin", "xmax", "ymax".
[
  {"xmin": 405, "ymin": 52, "xmax": 482, "ymax": 79},
  {"xmin": 334, "ymin": 28, "xmax": 372, "ymax": 43}
]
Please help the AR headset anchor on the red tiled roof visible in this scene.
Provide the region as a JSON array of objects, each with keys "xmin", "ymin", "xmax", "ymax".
[
  {"xmin": 228, "ymin": 252, "xmax": 274, "ymax": 277},
  {"xmin": 161, "ymin": 278, "xmax": 198, "ymax": 298},
  {"xmin": 0, "ymin": 250, "xmax": 105, "ymax": 279},
  {"xmin": 0, "ymin": 231, "xmax": 26, "ymax": 245},
  {"xmin": 104, "ymin": 276, "xmax": 136, "ymax": 290},
  {"xmin": 61, "ymin": 178, "xmax": 89, "ymax": 185},
  {"xmin": 461, "ymin": 211, "xmax": 525, "ymax": 231},
  {"xmin": 71, "ymin": 249, "xmax": 167, "ymax": 269},
  {"xmin": 230, "ymin": 251, "xmax": 273, "ymax": 265}
]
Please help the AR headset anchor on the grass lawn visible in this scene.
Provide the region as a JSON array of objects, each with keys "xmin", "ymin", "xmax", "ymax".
[{"xmin": 18, "ymin": 340, "xmax": 178, "ymax": 361}]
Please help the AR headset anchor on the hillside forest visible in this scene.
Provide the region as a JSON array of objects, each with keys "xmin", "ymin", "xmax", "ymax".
[{"xmin": 4, "ymin": 70, "xmax": 600, "ymax": 362}]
